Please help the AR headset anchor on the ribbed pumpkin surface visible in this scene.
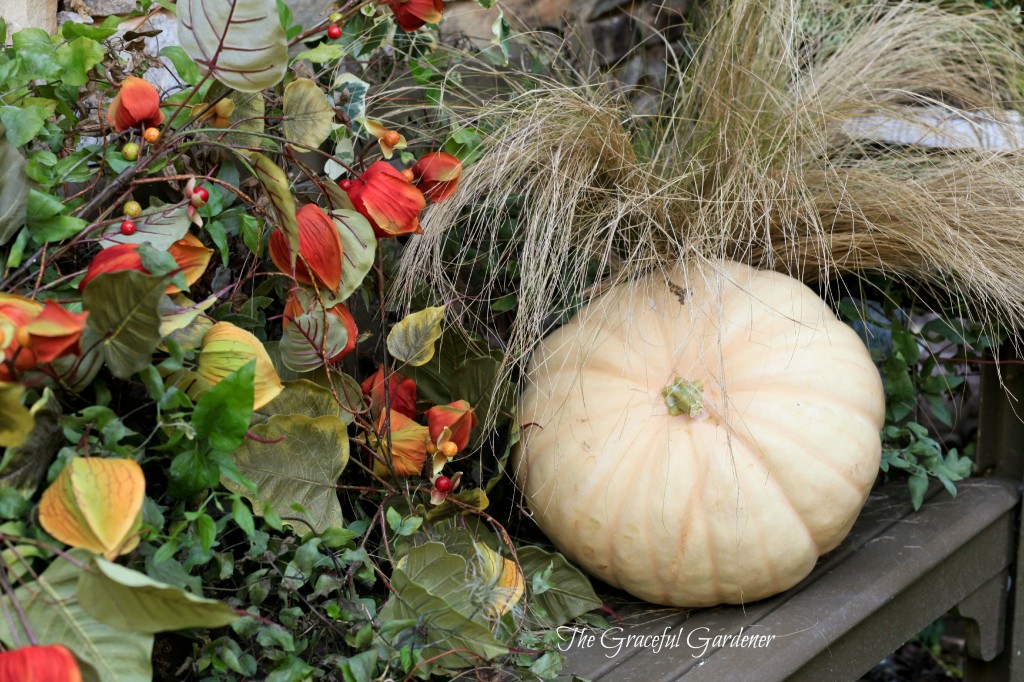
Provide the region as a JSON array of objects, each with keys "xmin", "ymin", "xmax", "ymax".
[{"xmin": 515, "ymin": 261, "xmax": 885, "ymax": 607}]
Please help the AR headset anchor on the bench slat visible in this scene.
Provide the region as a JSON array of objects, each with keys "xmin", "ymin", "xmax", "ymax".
[{"xmin": 562, "ymin": 477, "xmax": 1020, "ymax": 681}]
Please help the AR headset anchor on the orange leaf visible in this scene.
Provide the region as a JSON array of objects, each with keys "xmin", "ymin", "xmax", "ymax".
[
  {"xmin": 268, "ymin": 205, "xmax": 344, "ymax": 292},
  {"xmin": 38, "ymin": 458, "xmax": 145, "ymax": 560},
  {"xmin": 412, "ymin": 152, "xmax": 462, "ymax": 202},
  {"xmin": 22, "ymin": 301, "xmax": 88, "ymax": 365},
  {"xmin": 373, "ymin": 410, "xmax": 428, "ymax": 477},
  {"xmin": 166, "ymin": 232, "xmax": 213, "ymax": 294}
]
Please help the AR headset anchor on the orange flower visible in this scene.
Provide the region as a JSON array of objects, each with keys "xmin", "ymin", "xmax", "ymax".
[
  {"xmin": 21, "ymin": 301, "xmax": 88, "ymax": 365},
  {"xmin": 387, "ymin": 0, "xmax": 443, "ymax": 32},
  {"xmin": 340, "ymin": 162, "xmax": 426, "ymax": 239},
  {"xmin": 412, "ymin": 152, "xmax": 462, "ymax": 202},
  {"xmin": 0, "ymin": 644, "xmax": 82, "ymax": 682},
  {"xmin": 107, "ymin": 76, "xmax": 164, "ymax": 132},
  {"xmin": 78, "ymin": 244, "xmax": 146, "ymax": 292},
  {"xmin": 0, "ymin": 294, "xmax": 87, "ymax": 381},
  {"xmin": 166, "ymin": 233, "xmax": 213, "ymax": 294},
  {"xmin": 282, "ymin": 290, "xmax": 358, "ymax": 363},
  {"xmin": 268, "ymin": 205, "xmax": 344, "ymax": 293},
  {"xmin": 426, "ymin": 400, "xmax": 477, "ymax": 452},
  {"xmin": 362, "ymin": 119, "xmax": 407, "ymax": 159},
  {"xmin": 361, "ymin": 365, "xmax": 417, "ymax": 419},
  {"xmin": 373, "ymin": 409, "xmax": 429, "ymax": 477},
  {"xmin": 79, "ymin": 238, "xmax": 211, "ymax": 294}
]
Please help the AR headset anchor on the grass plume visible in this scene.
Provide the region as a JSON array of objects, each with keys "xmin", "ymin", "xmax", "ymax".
[{"xmin": 396, "ymin": 0, "xmax": 1024, "ymax": 390}]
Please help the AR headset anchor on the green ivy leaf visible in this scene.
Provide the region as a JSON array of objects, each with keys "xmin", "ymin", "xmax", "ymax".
[
  {"xmin": 82, "ymin": 271, "xmax": 167, "ymax": 379},
  {"xmin": 78, "ymin": 555, "xmax": 239, "ymax": 633},
  {"xmin": 159, "ymin": 46, "xmax": 202, "ymax": 86},
  {"xmin": 193, "ymin": 360, "xmax": 255, "ymax": 452},
  {"xmin": 0, "ymin": 105, "xmax": 47, "ymax": 147},
  {"xmin": 387, "ymin": 306, "xmax": 446, "ymax": 367},
  {"xmin": 62, "ymin": 20, "xmax": 120, "ymax": 41},
  {"xmin": 56, "ymin": 37, "xmax": 105, "ymax": 87},
  {"xmin": 29, "ymin": 215, "xmax": 88, "ymax": 243},
  {"xmin": 334, "ymin": 73, "xmax": 368, "ymax": 128},
  {"xmin": 11, "ymin": 29, "xmax": 60, "ymax": 81}
]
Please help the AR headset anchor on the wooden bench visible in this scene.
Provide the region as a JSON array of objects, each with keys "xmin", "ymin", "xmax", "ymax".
[{"xmin": 562, "ymin": 358, "xmax": 1024, "ymax": 681}]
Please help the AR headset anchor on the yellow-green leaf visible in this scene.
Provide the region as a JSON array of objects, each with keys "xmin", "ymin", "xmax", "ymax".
[
  {"xmin": 225, "ymin": 414, "xmax": 349, "ymax": 533},
  {"xmin": 197, "ymin": 322, "xmax": 283, "ymax": 410},
  {"xmin": 0, "ymin": 550, "xmax": 153, "ymax": 682},
  {"xmin": 0, "ymin": 387, "xmax": 60, "ymax": 494},
  {"xmin": 283, "ymin": 78, "xmax": 335, "ymax": 150},
  {"xmin": 387, "ymin": 306, "xmax": 446, "ymax": 367},
  {"xmin": 78, "ymin": 556, "xmax": 239, "ymax": 633},
  {"xmin": 208, "ymin": 83, "xmax": 266, "ymax": 148},
  {"xmin": 0, "ymin": 382, "xmax": 33, "ymax": 449},
  {"xmin": 248, "ymin": 152, "xmax": 298, "ymax": 267},
  {"xmin": 38, "ymin": 457, "xmax": 145, "ymax": 560}
]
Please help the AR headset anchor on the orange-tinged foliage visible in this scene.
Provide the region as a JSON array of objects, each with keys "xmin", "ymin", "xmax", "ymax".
[{"xmin": 38, "ymin": 457, "xmax": 145, "ymax": 560}]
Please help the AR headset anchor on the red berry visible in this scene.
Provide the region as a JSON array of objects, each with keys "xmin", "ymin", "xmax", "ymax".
[
  {"xmin": 327, "ymin": 25, "xmax": 342, "ymax": 40},
  {"xmin": 120, "ymin": 220, "xmax": 137, "ymax": 236},
  {"xmin": 434, "ymin": 476, "xmax": 452, "ymax": 493},
  {"xmin": 339, "ymin": 179, "xmax": 354, "ymax": 191},
  {"xmin": 191, "ymin": 186, "xmax": 209, "ymax": 206}
]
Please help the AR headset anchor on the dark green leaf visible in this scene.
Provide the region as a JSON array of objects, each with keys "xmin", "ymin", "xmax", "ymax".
[
  {"xmin": 193, "ymin": 360, "xmax": 255, "ymax": 452},
  {"xmin": 82, "ymin": 271, "xmax": 167, "ymax": 379}
]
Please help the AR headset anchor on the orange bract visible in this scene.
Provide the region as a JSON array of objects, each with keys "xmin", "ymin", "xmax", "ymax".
[
  {"xmin": 373, "ymin": 410, "xmax": 429, "ymax": 478},
  {"xmin": 38, "ymin": 457, "xmax": 146, "ymax": 560},
  {"xmin": 107, "ymin": 77, "xmax": 165, "ymax": 132},
  {"xmin": 342, "ymin": 162, "xmax": 426, "ymax": 238},
  {"xmin": 361, "ymin": 366, "xmax": 417, "ymax": 419},
  {"xmin": 386, "ymin": 0, "xmax": 443, "ymax": 31},
  {"xmin": 412, "ymin": 152, "xmax": 462, "ymax": 202},
  {"xmin": 268, "ymin": 205, "xmax": 344, "ymax": 293},
  {"xmin": 426, "ymin": 400, "xmax": 477, "ymax": 451},
  {"xmin": 0, "ymin": 644, "xmax": 82, "ymax": 682},
  {"xmin": 166, "ymin": 233, "xmax": 214, "ymax": 294}
]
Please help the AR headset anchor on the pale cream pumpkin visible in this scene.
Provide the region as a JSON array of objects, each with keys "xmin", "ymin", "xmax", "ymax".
[{"xmin": 515, "ymin": 260, "xmax": 885, "ymax": 607}]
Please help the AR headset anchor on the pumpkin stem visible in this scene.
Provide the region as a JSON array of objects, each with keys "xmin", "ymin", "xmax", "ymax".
[{"xmin": 662, "ymin": 377, "xmax": 705, "ymax": 417}]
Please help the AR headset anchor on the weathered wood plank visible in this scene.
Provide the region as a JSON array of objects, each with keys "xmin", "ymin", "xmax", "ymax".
[{"xmin": 561, "ymin": 477, "xmax": 1020, "ymax": 681}]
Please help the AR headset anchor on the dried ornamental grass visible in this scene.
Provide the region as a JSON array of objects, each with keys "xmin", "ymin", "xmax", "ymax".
[{"xmin": 397, "ymin": 0, "xmax": 1024, "ymax": 395}]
